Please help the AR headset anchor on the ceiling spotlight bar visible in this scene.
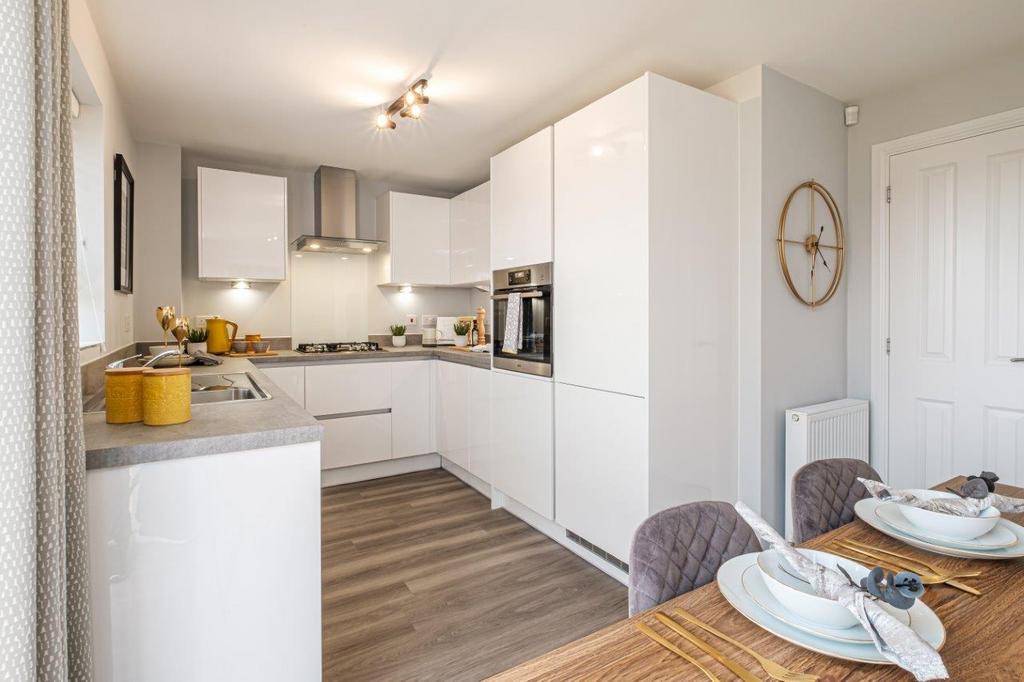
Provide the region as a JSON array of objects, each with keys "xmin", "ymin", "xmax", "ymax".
[{"xmin": 375, "ymin": 78, "xmax": 430, "ymax": 130}]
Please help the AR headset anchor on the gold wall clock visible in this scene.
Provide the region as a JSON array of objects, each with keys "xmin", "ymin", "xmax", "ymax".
[{"xmin": 776, "ymin": 180, "xmax": 845, "ymax": 307}]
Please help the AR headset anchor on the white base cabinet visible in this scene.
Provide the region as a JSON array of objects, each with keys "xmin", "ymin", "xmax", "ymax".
[
  {"xmin": 555, "ymin": 383, "xmax": 648, "ymax": 561},
  {"xmin": 391, "ymin": 360, "xmax": 433, "ymax": 458},
  {"xmin": 467, "ymin": 366, "xmax": 492, "ymax": 483},
  {"xmin": 436, "ymin": 360, "xmax": 471, "ymax": 471},
  {"xmin": 258, "ymin": 366, "xmax": 305, "ymax": 407},
  {"xmin": 491, "ymin": 372, "xmax": 553, "ymax": 519},
  {"xmin": 320, "ymin": 413, "xmax": 392, "ymax": 469}
]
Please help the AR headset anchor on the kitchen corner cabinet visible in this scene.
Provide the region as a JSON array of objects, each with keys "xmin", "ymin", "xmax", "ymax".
[
  {"xmin": 376, "ymin": 192, "xmax": 451, "ymax": 286},
  {"xmin": 490, "ymin": 127, "xmax": 553, "ymax": 269},
  {"xmin": 198, "ymin": 167, "xmax": 287, "ymax": 281},
  {"xmin": 490, "ymin": 371, "xmax": 553, "ymax": 519},
  {"xmin": 258, "ymin": 366, "xmax": 305, "ymax": 407},
  {"xmin": 449, "ymin": 181, "xmax": 490, "ymax": 285},
  {"xmin": 391, "ymin": 360, "xmax": 433, "ymax": 459}
]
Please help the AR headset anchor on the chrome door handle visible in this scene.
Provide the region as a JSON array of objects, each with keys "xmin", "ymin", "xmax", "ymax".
[{"xmin": 492, "ymin": 291, "xmax": 544, "ymax": 300}]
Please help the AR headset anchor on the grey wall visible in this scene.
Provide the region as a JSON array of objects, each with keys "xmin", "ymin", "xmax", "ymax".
[
  {"xmin": 846, "ymin": 51, "xmax": 1024, "ymax": 398},
  {"xmin": 759, "ymin": 68, "xmax": 849, "ymax": 529}
]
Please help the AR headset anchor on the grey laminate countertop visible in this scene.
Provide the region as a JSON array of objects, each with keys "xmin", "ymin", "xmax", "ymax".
[
  {"xmin": 82, "ymin": 346, "xmax": 491, "ymax": 470},
  {"xmin": 249, "ymin": 345, "xmax": 492, "ymax": 370},
  {"xmin": 83, "ymin": 357, "xmax": 321, "ymax": 470}
]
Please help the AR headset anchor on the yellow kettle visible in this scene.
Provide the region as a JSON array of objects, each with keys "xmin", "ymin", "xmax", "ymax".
[{"xmin": 205, "ymin": 317, "xmax": 238, "ymax": 354}]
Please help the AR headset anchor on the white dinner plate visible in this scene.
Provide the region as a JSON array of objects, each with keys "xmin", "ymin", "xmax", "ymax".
[
  {"xmin": 856, "ymin": 498, "xmax": 1024, "ymax": 560},
  {"xmin": 718, "ymin": 553, "xmax": 945, "ymax": 664},
  {"xmin": 876, "ymin": 502, "xmax": 1018, "ymax": 550}
]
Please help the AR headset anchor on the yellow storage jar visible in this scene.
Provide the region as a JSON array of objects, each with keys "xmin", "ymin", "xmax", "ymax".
[
  {"xmin": 104, "ymin": 367, "xmax": 145, "ymax": 424},
  {"xmin": 142, "ymin": 367, "xmax": 192, "ymax": 426}
]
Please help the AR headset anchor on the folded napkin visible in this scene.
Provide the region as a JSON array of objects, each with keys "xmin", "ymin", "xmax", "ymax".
[
  {"xmin": 734, "ymin": 502, "xmax": 947, "ymax": 680},
  {"xmin": 859, "ymin": 478, "xmax": 1024, "ymax": 517},
  {"xmin": 502, "ymin": 292, "xmax": 523, "ymax": 355}
]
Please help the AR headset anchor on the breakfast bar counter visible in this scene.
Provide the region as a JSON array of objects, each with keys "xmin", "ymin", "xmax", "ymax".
[{"xmin": 490, "ymin": 477, "xmax": 1024, "ymax": 681}]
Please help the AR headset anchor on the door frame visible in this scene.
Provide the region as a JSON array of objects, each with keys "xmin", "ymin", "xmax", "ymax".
[{"xmin": 870, "ymin": 106, "xmax": 1024, "ymax": 482}]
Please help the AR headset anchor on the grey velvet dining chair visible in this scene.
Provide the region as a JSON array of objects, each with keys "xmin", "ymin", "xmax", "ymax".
[
  {"xmin": 628, "ymin": 501, "xmax": 762, "ymax": 616},
  {"xmin": 790, "ymin": 458, "xmax": 881, "ymax": 544}
]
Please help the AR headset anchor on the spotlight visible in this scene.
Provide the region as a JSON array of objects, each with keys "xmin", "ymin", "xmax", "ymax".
[{"xmin": 375, "ymin": 112, "xmax": 395, "ymax": 129}]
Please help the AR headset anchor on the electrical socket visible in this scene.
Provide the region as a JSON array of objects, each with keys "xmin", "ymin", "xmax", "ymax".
[
  {"xmin": 406, "ymin": 314, "xmax": 418, "ymax": 326},
  {"xmin": 122, "ymin": 314, "xmax": 132, "ymax": 335}
]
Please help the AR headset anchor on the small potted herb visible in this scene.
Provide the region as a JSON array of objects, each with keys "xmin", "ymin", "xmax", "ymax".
[
  {"xmin": 187, "ymin": 327, "xmax": 208, "ymax": 355},
  {"xmin": 453, "ymin": 320, "xmax": 472, "ymax": 348},
  {"xmin": 389, "ymin": 324, "xmax": 407, "ymax": 348}
]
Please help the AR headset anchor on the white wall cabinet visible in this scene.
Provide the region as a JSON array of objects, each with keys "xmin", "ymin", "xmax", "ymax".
[
  {"xmin": 304, "ymin": 362, "xmax": 390, "ymax": 417},
  {"xmin": 490, "ymin": 371, "xmax": 553, "ymax": 519},
  {"xmin": 320, "ymin": 413, "xmax": 391, "ymax": 469},
  {"xmin": 198, "ymin": 167, "xmax": 287, "ymax": 281},
  {"xmin": 259, "ymin": 366, "xmax": 305, "ymax": 408},
  {"xmin": 450, "ymin": 182, "xmax": 490, "ymax": 285},
  {"xmin": 490, "ymin": 127, "xmax": 553, "ymax": 269},
  {"xmin": 391, "ymin": 360, "xmax": 433, "ymax": 459},
  {"xmin": 376, "ymin": 192, "xmax": 451, "ymax": 286}
]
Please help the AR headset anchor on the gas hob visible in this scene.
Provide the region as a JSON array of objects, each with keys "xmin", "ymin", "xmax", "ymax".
[{"xmin": 295, "ymin": 341, "xmax": 382, "ymax": 354}]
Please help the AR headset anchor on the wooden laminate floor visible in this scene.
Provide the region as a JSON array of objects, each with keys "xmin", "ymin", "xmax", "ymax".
[{"xmin": 321, "ymin": 469, "xmax": 627, "ymax": 681}]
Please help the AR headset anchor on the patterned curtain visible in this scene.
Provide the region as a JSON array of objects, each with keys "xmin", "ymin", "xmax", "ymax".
[{"xmin": 1, "ymin": 0, "xmax": 93, "ymax": 679}]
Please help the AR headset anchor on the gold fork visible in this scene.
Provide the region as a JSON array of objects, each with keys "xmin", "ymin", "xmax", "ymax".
[
  {"xmin": 654, "ymin": 612, "xmax": 761, "ymax": 682},
  {"xmin": 635, "ymin": 622, "xmax": 719, "ymax": 681},
  {"xmin": 835, "ymin": 539, "xmax": 982, "ymax": 595},
  {"xmin": 671, "ymin": 607, "xmax": 820, "ymax": 681},
  {"xmin": 831, "ymin": 540, "xmax": 983, "ymax": 577}
]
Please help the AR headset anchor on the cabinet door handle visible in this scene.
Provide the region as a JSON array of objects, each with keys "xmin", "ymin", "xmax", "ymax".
[{"xmin": 492, "ymin": 291, "xmax": 544, "ymax": 300}]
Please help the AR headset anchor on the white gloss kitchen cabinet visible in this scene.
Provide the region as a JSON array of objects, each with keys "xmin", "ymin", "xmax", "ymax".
[
  {"xmin": 305, "ymin": 362, "xmax": 392, "ymax": 469},
  {"xmin": 198, "ymin": 167, "xmax": 287, "ymax": 281},
  {"xmin": 449, "ymin": 181, "xmax": 490, "ymax": 285},
  {"xmin": 391, "ymin": 360, "xmax": 433, "ymax": 459},
  {"xmin": 553, "ymin": 73, "xmax": 739, "ymax": 565},
  {"xmin": 490, "ymin": 371, "xmax": 553, "ymax": 519},
  {"xmin": 490, "ymin": 127, "xmax": 552, "ymax": 269},
  {"xmin": 435, "ymin": 362, "xmax": 492, "ymax": 482},
  {"xmin": 258, "ymin": 365, "xmax": 305, "ymax": 407},
  {"xmin": 375, "ymin": 191, "xmax": 451, "ymax": 285}
]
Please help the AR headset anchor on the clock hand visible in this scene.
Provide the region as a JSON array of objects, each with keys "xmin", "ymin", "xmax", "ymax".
[{"xmin": 815, "ymin": 225, "xmax": 831, "ymax": 272}]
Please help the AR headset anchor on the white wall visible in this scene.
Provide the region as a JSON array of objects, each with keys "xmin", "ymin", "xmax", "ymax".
[
  {"xmin": 70, "ymin": 0, "xmax": 138, "ymax": 359},
  {"xmin": 759, "ymin": 68, "xmax": 848, "ymax": 529},
  {"xmin": 846, "ymin": 51, "xmax": 1024, "ymax": 398},
  {"xmin": 132, "ymin": 142, "xmax": 182, "ymax": 342}
]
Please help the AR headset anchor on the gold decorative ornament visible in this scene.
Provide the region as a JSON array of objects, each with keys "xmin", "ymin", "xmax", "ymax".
[{"xmin": 776, "ymin": 180, "xmax": 845, "ymax": 307}]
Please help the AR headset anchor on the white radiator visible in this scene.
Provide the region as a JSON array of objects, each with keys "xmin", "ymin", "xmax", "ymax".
[{"xmin": 784, "ymin": 399, "xmax": 869, "ymax": 540}]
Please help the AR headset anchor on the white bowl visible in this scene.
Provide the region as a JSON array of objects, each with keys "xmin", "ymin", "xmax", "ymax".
[
  {"xmin": 895, "ymin": 489, "xmax": 1000, "ymax": 540},
  {"xmin": 756, "ymin": 548, "xmax": 867, "ymax": 629}
]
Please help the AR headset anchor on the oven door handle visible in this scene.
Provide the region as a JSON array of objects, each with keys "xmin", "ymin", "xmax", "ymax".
[{"xmin": 492, "ymin": 291, "xmax": 544, "ymax": 300}]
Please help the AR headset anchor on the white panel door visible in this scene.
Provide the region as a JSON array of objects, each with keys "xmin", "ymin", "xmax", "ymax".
[
  {"xmin": 320, "ymin": 413, "xmax": 392, "ymax": 469},
  {"xmin": 491, "ymin": 371, "xmax": 553, "ymax": 518},
  {"xmin": 450, "ymin": 182, "xmax": 490, "ymax": 285},
  {"xmin": 490, "ymin": 127, "xmax": 553, "ymax": 269},
  {"xmin": 468, "ymin": 367, "xmax": 492, "ymax": 483},
  {"xmin": 553, "ymin": 78, "xmax": 649, "ymax": 397},
  {"xmin": 555, "ymin": 382, "xmax": 648, "ymax": 562},
  {"xmin": 198, "ymin": 167, "xmax": 287, "ymax": 281},
  {"xmin": 391, "ymin": 360, "xmax": 433, "ymax": 458},
  {"xmin": 258, "ymin": 366, "xmax": 305, "ymax": 408},
  {"xmin": 389, "ymin": 192, "xmax": 451, "ymax": 285},
  {"xmin": 304, "ymin": 363, "xmax": 390, "ymax": 417},
  {"xmin": 889, "ymin": 126, "xmax": 1024, "ymax": 488},
  {"xmin": 436, "ymin": 361, "xmax": 470, "ymax": 470}
]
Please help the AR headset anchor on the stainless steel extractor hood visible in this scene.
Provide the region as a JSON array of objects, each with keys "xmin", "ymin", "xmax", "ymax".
[{"xmin": 291, "ymin": 166, "xmax": 384, "ymax": 254}]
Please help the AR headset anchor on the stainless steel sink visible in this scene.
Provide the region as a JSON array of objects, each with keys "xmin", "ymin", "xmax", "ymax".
[{"xmin": 83, "ymin": 372, "xmax": 271, "ymax": 413}]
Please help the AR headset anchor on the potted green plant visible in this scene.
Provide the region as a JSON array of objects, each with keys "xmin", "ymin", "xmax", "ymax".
[
  {"xmin": 389, "ymin": 324, "xmax": 407, "ymax": 347},
  {"xmin": 453, "ymin": 320, "xmax": 472, "ymax": 348},
  {"xmin": 187, "ymin": 327, "xmax": 208, "ymax": 355}
]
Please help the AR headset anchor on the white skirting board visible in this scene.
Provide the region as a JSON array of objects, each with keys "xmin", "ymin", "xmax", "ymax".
[
  {"xmin": 442, "ymin": 457, "xmax": 628, "ymax": 586},
  {"xmin": 320, "ymin": 453, "xmax": 440, "ymax": 487}
]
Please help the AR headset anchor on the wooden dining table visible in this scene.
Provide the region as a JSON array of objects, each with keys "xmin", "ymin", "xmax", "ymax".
[{"xmin": 490, "ymin": 477, "xmax": 1024, "ymax": 681}]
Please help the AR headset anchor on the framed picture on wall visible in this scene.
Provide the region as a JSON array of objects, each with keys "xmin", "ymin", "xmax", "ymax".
[{"xmin": 113, "ymin": 153, "xmax": 134, "ymax": 293}]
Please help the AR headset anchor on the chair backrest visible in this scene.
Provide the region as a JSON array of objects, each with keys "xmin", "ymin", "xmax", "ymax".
[
  {"xmin": 628, "ymin": 501, "xmax": 761, "ymax": 616},
  {"xmin": 791, "ymin": 458, "xmax": 881, "ymax": 544}
]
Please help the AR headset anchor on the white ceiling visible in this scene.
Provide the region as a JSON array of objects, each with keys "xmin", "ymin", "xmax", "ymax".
[{"xmin": 86, "ymin": 0, "xmax": 1024, "ymax": 193}]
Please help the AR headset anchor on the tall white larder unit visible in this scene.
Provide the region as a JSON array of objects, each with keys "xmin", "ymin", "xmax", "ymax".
[{"xmin": 554, "ymin": 73, "xmax": 739, "ymax": 564}]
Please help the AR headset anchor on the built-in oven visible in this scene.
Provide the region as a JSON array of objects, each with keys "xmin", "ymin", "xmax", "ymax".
[{"xmin": 491, "ymin": 262, "xmax": 552, "ymax": 377}]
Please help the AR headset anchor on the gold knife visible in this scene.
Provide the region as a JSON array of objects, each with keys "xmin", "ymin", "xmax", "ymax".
[
  {"xmin": 654, "ymin": 612, "xmax": 760, "ymax": 682},
  {"xmin": 635, "ymin": 622, "xmax": 720, "ymax": 681}
]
